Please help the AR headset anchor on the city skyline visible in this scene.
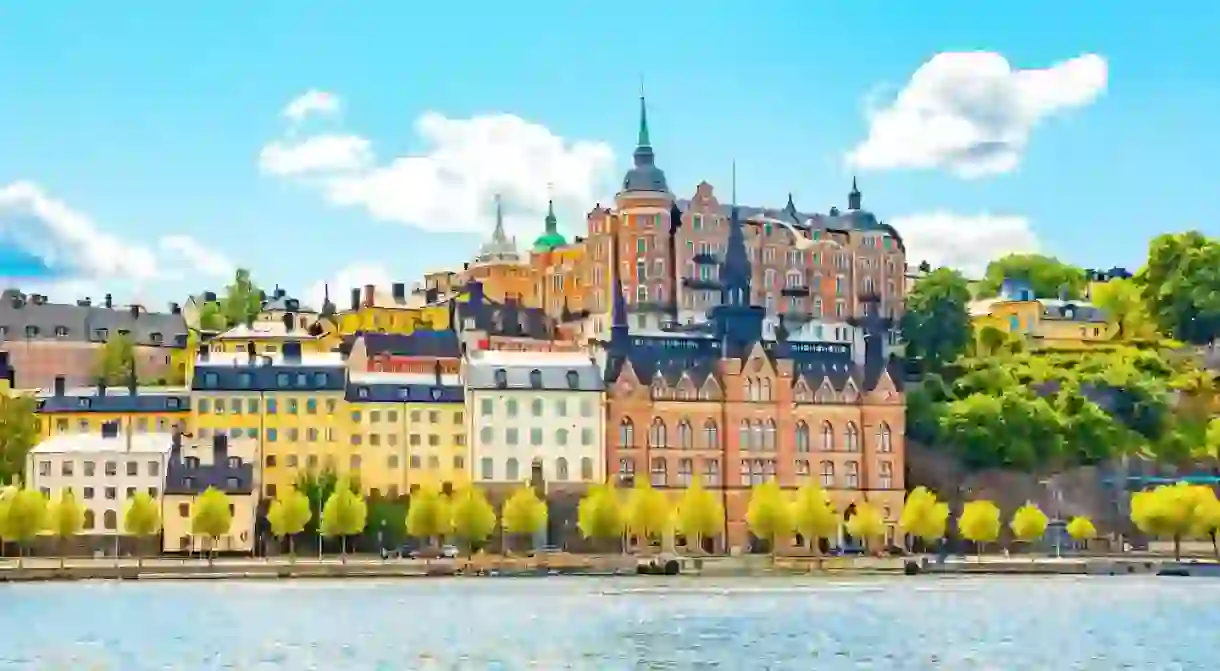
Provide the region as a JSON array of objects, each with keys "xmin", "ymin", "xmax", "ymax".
[{"xmin": 2, "ymin": 2, "xmax": 1217, "ymax": 306}]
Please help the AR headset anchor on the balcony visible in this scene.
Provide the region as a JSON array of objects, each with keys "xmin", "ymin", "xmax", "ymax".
[
  {"xmin": 781, "ymin": 286, "xmax": 811, "ymax": 297},
  {"xmin": 682, "ymin": 277, "xmax": 722, "ymax": 291},
  {"xmin": 692, "ymin": 252, "xmax": 720, "ymax": 266}
]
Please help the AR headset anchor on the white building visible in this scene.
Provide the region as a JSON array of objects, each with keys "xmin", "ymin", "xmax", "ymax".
[
  {"xmin": 26, "ymin": 424, "xmax": 173, "ymax": 535},
  {"xmin": 465, "ymin": 350, "xmax": 605, "ymax": 486}
]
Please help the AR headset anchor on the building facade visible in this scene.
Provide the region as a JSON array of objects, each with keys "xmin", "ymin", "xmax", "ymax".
[
  {"xmin": 161, "ymin": 433, "xmax": 257, "ymax": 553},
  {"xmin": 35, "ymin": 375, "xmax": 190, "ymax": 440}
]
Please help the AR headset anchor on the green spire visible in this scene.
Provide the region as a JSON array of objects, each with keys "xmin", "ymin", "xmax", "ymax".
[
  {"xmin": 532, "ymin": 195, "xmax": 567, "ymax": 253},
  {"xmin": 637, "ymin": 94, "xmax": 651, "ymax": 148},
  {"xmin": 544, "ymin": 199, "xmax": 558, "ymax": 233}
]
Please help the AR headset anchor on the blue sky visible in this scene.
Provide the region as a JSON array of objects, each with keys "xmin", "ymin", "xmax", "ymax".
[{"xmin": 2, "ymin": 1, "xmax": 1217, "ymax": 307}]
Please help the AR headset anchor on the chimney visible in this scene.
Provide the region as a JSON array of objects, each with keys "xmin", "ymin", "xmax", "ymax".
[
  {"xmin": 425, "ymin": 288, "xmax": 438, "ymax": 304},
  {"xmin": 197, "ymin": 343, "xmax": 209, "ymax": 362},
  {"xmin": 100, "ymin": 421, "xmax": 120, "ymax": 439},
  {"xmin": 104, "ymin": 293, "xmax": 113, "ymax": 309},
  {"xmin": 128, "ymin": 359, "xmax": 138, "ymax": 396},
  {"xmin": 245, "ymin": 342, "xmax": 257, "ymax": 365},
  {"xmin": 283, "ymin": 341, "xmax": 302, "ymax": 362},
  {"xmin": 53, "ymin": 375, "xmax": 65, "ymax": 397},
  {"xmin": 392, "ymin": 283, "xmax": 406, "ymax": 301},
  {"xmin": 350, "ymin": 288, "xmax": 361, "ymax": 311},
  {"xmin": 203, "ymin": 291, "xmax": 217, "ymax": 302},
  {"xmin": 213, "ymin": 433, "xmax": 229, "ymax": 463},
  {"xmin": 433, "ymin": 359, "xmax": 443, "ymax": 386},
  {"xmin": 363, "ymin": 284, "xmax": 376, "ymax": 307},
  {"xmin": 463, "ymin": 262, "xmax": 470, "ymax": 271},
  {"xmin": 275, "ymin": 286, "xmax": 286, "ymax": 299},
  {"xmin": 169, "ymin": 302, "xmax": 181, "ymax": 315},
  {"xmin": 96, "ymin": 377, "xmax": 107, "ymax": 397},
  {"xmin": 282, "ymin": 312, "xmax": 295, "ymax": 332}
]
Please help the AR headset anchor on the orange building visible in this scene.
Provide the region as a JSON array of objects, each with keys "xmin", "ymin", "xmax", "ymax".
[{"xmin": 462, "ymin": 194, "xmax": 537, "ymax": 307}]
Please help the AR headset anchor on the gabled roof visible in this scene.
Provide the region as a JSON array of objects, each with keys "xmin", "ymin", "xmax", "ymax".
[
  {"xmin": 0, "ymin": 290, "xmax": 188, "ymax": 347},
  {"xmin": 359, "ymin": 331, "xmax": 461, "ymax": 358}
]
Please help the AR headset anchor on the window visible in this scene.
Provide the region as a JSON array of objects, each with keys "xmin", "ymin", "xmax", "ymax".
[
  {"xmin": 83, "ymin": 510, "xmax": 95, "ymax": 529},
  {"xmin": 795, "ymin": 459, "xmax": 810, "ymax": 480},
  {"xmin": 103, "ymin": 510, "xmax": 117, "ymax": 530},
  {"xmin": 528, "ymin": 369, "xmax": 543, "ymax": 388},
  {"xmin": 125, "ymin": 487, "xmax": 136, "ymax": 499},
  {"xmin": 648, "ymin": 418, "xmax": 666, "ymax": 448},
  {"xmin": 580, "ymin": 457, "xmax": 593, "ymax": 481},
  {"xmin": 556, "ymin": 428, "xmax": 568, "ymax": 446},
  {"xmin": 480, "ymin": 426, "xmax": 493, "ymax": 445},
  {"xmin": 702, "ymin": 459, "xmax": 720, "ymax": 486},
  {"xmin": 877, "ymin": 422, "xmax": 892, "ymax": 453},
  {"xmin": 879, "ymin": 461, "xmax": 893, "ymax": 489},
  {"xmin": 38, "ymin": 460, "xmax": 51, "ymax": 477},
  {"xmin": 677, "ymin": 420, "xmax": 692, "ymax": 449},
  {"xmin": 481, "ymin": 398, "xmax": 494, "ymax": 416},
  {"xmin": 795, "ymin": 422, "xmax": 810, "ymax": 453},
  {"xmin": 105, "ymin": 486, "xmax": 117, "ymax": 500},
  {"xmin": 677, "ymin": 458, "xmax": 693, "ymax": 486},
  {"xmin": 618, "ymin": 418, "xmax": 634, "ymax": 448},
  {"xmin": 506, "ymin": 458, "xmax": 519, "ymax": 481},
  {"xmin": 566, "ymin": 370, "xmax": 579, "ymax": 389},
  {"xmin": 820, "ymin": 461, "xmax": 835, "ymax": 488},
  {"xmin": 530, "ymin": 428, "xmax": 543, "ymax": 446},
  {"xmin": 506, "ymin": 399, "xmax": 518, "ymax": 417},
  {"xmin": 821, "ymin": 422, "xmax": 834, "ymax": 452},
  {"xmin": 555, "ymin": 457, "xmax": 569, "ymax": 481},
  {"xmin": 845, "ymin": 422, "xmax": 859, "ymax": 452},
  {"xmin": 126, "ymin": 461, "xmax": 138, "ymax": 476},
  {"xmin": 738, "ymin": 420, "xmax": 750, "ymax": 452},
  {"xmin": 618, "ymin": 457, "xmax": 635, "ymax": 480},
  {"xmin": 481, "ymin": 457, "xmax": 494, "ymax": 480},
  {"xmin": 845, "ymin": 461, "xmax": 860, "ymax": 488},
  {"xmin": 764, "ymin": 420, "xmax": 776, "ymax": 451},
  {"xmin": 506, "ymin": 428, "xmax": 518, "ymax": 445},
  {"xmin": 703, "ymin": 420, "xmax": 718, "ymax": 449},
  {"xmin": 531, "ymin": 398, "xmax": 543, "ymax": 417},
  {"xmin": 493, "ymin": 369, "xmax": 508, "ymax": 388},
  {"xmin": 650, "ymin": 458, "xmax": 667, "ymax": 486}
]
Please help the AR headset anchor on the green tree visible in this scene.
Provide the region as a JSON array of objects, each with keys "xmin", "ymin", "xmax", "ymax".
[
  {"xmin": 845, "ymin": 502, "xmax": 886, "ymax": 552},
  {"xmin": 450, "ymin": 486, "xmax": 496, "ymax": 554},
  {"xmin": 197, "ymin": 301, "xmax": 226, "ymax": 332},
  {"xmin": 976, "ymin": 253, "xmax": 1087, "ymax": 299},
  {"xmin": 294, "ymin": 468, "xmax": 356, "ymax": 549},
  {"xmin": 1090, "ymin": 277, "xmax": 1155, "ymax": 340},
  {"xmin": 898, "ymin": 487, "xmax": 949, "ymax": 549},
  {"xmin": 791, "ymin": 483, "xmax": 838, "ymax": 554},
  {"xmin": 123, "ymin": 491, "xmax": 162, "ymax": 567},
  {"xmin": 958, "ymin": 500, "xmax": 1001, "ymax": 557},
  {"xmin": 900, "ymin": 267, "xmax": 973, "ymax": 372},
  {"xmin": 219, "ymin": 268, "xmax": 264, "ymax": 327},
  {"xmin": 46, "ymin": 489, "xmax": 84, "ymax": 567},
  {"xmin": 320, "ymin": 478, "xmax": 367, "ymax": 558},
  {"xmin": 94, "ymin": 333, "xmax": 136, "ymax": 385},
  {"xmin": 1137, "ymin": 231, "xmax": 1220, "ymax": 344},
  {"xmin": 267, "ymin": 487, "xmax": 312, "ymax": 560},
  {"xmin": 4, "ymin": 487, "xmax": 47, "ymax": 565},
  {"xmin": 1009, "ymin": 502, "xmax": 1049, "ymax": 554},
  {"xmin": 673, "ymin": 480, "xmax": 723, "ymax": 554},
  {"xmin": 577, "ymin": 483, "xmax": 625, "ymax": 552},
  {"xmin": 405, "ymin": 483, "xmax": 452, "ymax": 549},
  {"xmin": 745, "ymin": 481, "xmax": 793, "ymax": 558},
  {"xmin": 1065, "ymin": 516, "xmax": 1097, "ymax": 550},
  {"xmin": 191, "ymin": 487, "xmax": 233, "ymax": 563},
  {"xmin": 623, "ymin": 480, "xmax": 670, "ymax": 552},
  {"xmin": 501, "ymin": 485, "xmax": 547, "ymax": 553},
  {"xmin": 0, "ymin": 394, "xmax": 39, "ymax": 485}
]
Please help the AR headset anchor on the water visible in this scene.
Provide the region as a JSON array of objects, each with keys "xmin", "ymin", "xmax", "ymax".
[{"xmin": 1, "ymin": 576, "xmax": 1217, "ymax": 669}]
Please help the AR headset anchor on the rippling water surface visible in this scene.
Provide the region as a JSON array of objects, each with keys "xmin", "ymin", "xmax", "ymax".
[{"xmin": 2, "ymin": 575, "xmax": 1218, "ymax": 669}]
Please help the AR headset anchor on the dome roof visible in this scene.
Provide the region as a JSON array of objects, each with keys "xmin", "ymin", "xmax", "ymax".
[
  {"xmin": 532, "ymin": 231, "xmax": 567, "ymax": 252},
  {"xmin": 620, "ymin": 96, "xmax": 669, "ymax": 194}
]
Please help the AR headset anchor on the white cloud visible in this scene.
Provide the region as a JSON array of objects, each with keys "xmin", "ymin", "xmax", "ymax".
[
  {"xmin": 258, "ymin": 134, "xmax": 374, "ymax": 176},
  {"xmin": 891, "ymin": 211, "xmax": 1040, "ymax": 278},
  {"xmin": 0, "ymin": 180, "xmax": 234, "ymax": 300},
  {"xmin": 283, "ymin": 89, "xmax": 341, "ymax": 123},
  {"xmin": 305, "ymin": 262, "xmax": 394, "ymax": 310},
  {"xmin": 261, "ymin": 98, "xmax": 617, "ymax": 242},
  {"xmin": 847, "ymin": 52, "xmax": 1108, "ymax": 178}
]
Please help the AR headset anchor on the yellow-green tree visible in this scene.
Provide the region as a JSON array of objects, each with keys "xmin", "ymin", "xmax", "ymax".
[
  {"xmin": 46, "ymin": 489, "xmax": 84, "ymax": 567},
  {"xmin": 1131, "ymin": 482, "xmax": 1214, "ymax": 560},
  {"xmin": 1065, "ymin": 516, "xmax": 1097, "ymax": 550},
  {"xmin": 501, "ymin": 485, "xmax": 547, "ymax": 553},
  {"xmin": 450, "ymin": 486, "xmax": 497, "ymax": 554},
  {"xmin": 405, "ymin": 483, "xmax": 452, "ymax": 548},
  {"xmin": 123, "ymin": 491, "xmax": 162, "ymax": 567},
  {"xmin": 899, "ymin": 486, "xmax": 949, "ymax": 549},
  {"xmin": 320, "ymin": 478, "xmax": 367, "ymax": 558},
  {"xmin": 791, "ymin": 483, "xmax": 838, "ymax": 554},
  {"xmin": 577, "ymin": 483, "xmax": 625, "ymax": 552},
  {"xmin": 745, "ymin": 481, "xmax": 793, "ymax": 557},
  {"xmin": 674, "ymin": 480, "xmax": 723, "ymax": 554},
  {"xmin": 624, "ymin": 480, "xmax": 670, "ymax": 552},
  {"xmin": 1009, "ymin": 502, "xmax": 1049, "ymax": 553},
  {"xmin": 191, "ymin": 487, "xmax": 233, "ymax": 563},
  {"xmin": 0, "ymin": 395, "xmax": 39, "ymax": 485},
  {"xmin": 958, "ymin": 500, "xmax": 1001, "ymax": 557},
  {"xmin": 94, "ymin": 333, "xmax": 136, "ymax": 385},
  {"xmin": 4, "ymin": 487, "xmax": 47, "ymax": 565},
  {"xmin": 267, "ymin": 487, "xmax": 312, "ymax": 560},
  {"xmin": 0, "ymin": 485, "xmax": 15, "ymax": 548},
  {"xmin": 845, "ymin": 502, "xmax": 887, "ymax": 552}
]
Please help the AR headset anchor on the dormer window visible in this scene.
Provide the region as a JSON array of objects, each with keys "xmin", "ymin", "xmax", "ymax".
[
  {"xmin": 117, "ymin": 329, "xmax": 130, "ymax": 337},
  {"xmin": 237, "ymin": 373, "xmax": 252, "ymax": 388},
  {"xmin": 227, "ymin": 456, "xmax": 241, "ymax": 468},
  {"xmin": 529, "ymin": 369, "xmax": 543, "ymax": 389},
  {"xmin": 25, "ymin": 325, "xmax": 38, "ymax": 337},
  {"xmin": 78, "ymin": 398, "xmax": 91, "ymax": 408},
  {"xmin": 493, "ymin": 369, "xmax": 508, "ymax": 389},
  {"xmin": 54, "ymin": 326, "xmax": 68, "ymax": 337},
  {"xmin": 204, "ymin": 373, "xmax": 219, "ymax": 388},
  {"xmin": 167, "ymin": 398, "xmax": 180, "ymax": 409},
  {"xmin": 566, "ymin": 370, "xmax": 580, "ymax": 390},
  {"xmin": 185, "ymin": 457, "xmax": 200, "ymax": 469},
  {"xmin": 276, "ymin": 373, "xmax": 290, "ymax": 387},
  {"xmin": 95, "ymin": 328, "xmax": 108, "ymax": 340},
  {"xmin": 314, "ymin": 373, "xmax": 328, "ymax": 386},
  {"xmin": 357, "ymin": 387, "xmax": 370, "ymax": 399},
  {"xmin": 149, "ymin": 332, "xmax": 163, "ymax": 344}
]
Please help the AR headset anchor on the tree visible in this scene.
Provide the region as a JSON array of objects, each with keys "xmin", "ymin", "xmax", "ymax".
[
  {"xmin": 197, "ymin": 301, "xmax": 226, "ymax": 332},
  {"xmin": 191, "ymin": 487, "xmax": 233, "ymax": 563},
  {"xmin": 1009, "ymin": 502, "xmax": 1049, "ymax": 554},
  {"xmin": 4, "ymin": 487, "xmax": 47, "ymax": 565},
  {"xmin": 791, "ymin": 483, "xmax": 838, "ymax": 554},
  {"xmin": 1131, "ymin": 482, "xmax": 1214, "ymax": 560},
  {"xmin": 845, "ymin": 502, "xmax": 886, "ymax": 552},
  {"xmin": 405, "ymin": 483, "xmax": 452, "ymax": 549},
  {"xmin": 673, "ymin": 480, "xmax": 723, "ymax": 554},
  {"xmin": 94, "ymin": 333, "xmax": 136, "ymax": 386},
  {"xmin": 0, "ymin": 394, "xmax": 39, "ymax": 485},
  {"xmin": 450, "ymin": 486, "xmax": 497, "ymax": 554},
  {"xmin": 1090, "ymin": 277, "xmax": 1155, "ymax": 340},
  {"xmin": 745, "ymin": 481, "xmax": 793, "ymax": 558},
  {"xmin": 577, "ymin": 483, "xmax": 625, "ymax": 552},
  {"xmin": 958, "ymin": 500, "xmax": 1001, "ymax": 557},
  {"xmin": 899, "ymin": 486, "xmax": 949, "ymax": 549},
  {"xmin": 46, "ymin": 489, "xmax": 84, "ymax": 567},
  {"xmin": 976, "ymin": 253, "xmax": 1087, "ymax": 300},
  {"xmin": 900, "ymin": 267, "xmax": 973, "ymax": 372},
  {"xmin": 219, "ymin": 268, "xmax": 264, "ymax": 328},
  {"xmin": 623, "ymin": 480, "xmax": 670, "ymax": 552},
  {"xmin": 267, "ymin": 487, "xmax": 312, "ymax": 560},
  {"xmin": 123, "ymin": 491, "xmax": 162, "ymax": 567},
  {"xmin": 1065, "ymin": 516, "xmax": 1097, "ymax": 550},
  {"xmin": 501, "ymin": 485, "xmax": 547, "ymax": 553},
  {"xmin": 320, "ymin": 478, "xmax": 368, "ymax": 559},
  {"xmin": 1137, "ymin": 231, "xmax": 1220, "ymax": 344}
]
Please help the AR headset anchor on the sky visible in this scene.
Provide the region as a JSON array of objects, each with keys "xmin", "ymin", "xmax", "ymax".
[{"xmin": 2, "ymin": 1, "xmax": 1218, "ymax": 308}]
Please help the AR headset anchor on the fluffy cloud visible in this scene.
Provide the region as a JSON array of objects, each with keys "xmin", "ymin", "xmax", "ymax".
[
  {"xmin": 0, "ymin": 181, "xmax": 234, "ymax": 300},
  {"xmin": 891, "ymin": 211, "xmax": 1040, "ymax": 278},
  {"xmin": 847, "ymin": 52, "xmax": 1108, "ymax": 178},
  {"xmin": 305, "ymin": 262, "xmax": 394, "ymax": 310},
  {"xmin": 283, "ymin": 89, "xmax": 341, "ymax": 123},
  {"xmin": 258, "ymin": 135, "xmax": 374, "ymax": 176},
  {"xmin": 261, "ymin": 94, "xmax": 617, "ymax": 242}
]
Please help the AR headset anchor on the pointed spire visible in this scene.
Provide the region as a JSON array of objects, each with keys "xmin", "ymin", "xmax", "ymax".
[
  {"xmin": 731, "ymin": 160, "xmax": 738, "ymax": 210},
  {"xmin": 848, "ymin": 176, "xmax": 862, "ymax": 211},
  {"xmin": 637, "ymin": 76, "xmax": 650, "ymax": 148},
  {"xmin": 545, "ymin": 183, "xmax": 557, "ymax": 234},
  {"xmin": 609, "ymin": 214, "xmax": 629, "ymax": 346},
  {"xmin": 492, "ymin": 193, "xmax": 507, "ymax": 241}
]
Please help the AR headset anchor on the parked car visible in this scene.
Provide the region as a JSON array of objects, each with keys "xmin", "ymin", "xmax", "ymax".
[{"xmin": 408, "ymin": 545, "xmax": 459, "ymax": 559}]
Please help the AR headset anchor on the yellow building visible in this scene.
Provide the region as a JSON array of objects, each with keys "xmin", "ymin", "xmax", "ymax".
[
  {"xmin": 35, "ymin": 375, "xmax": 189, "ymax": 439},
  {"xmin": 161, "ymin": 432, "xmax": 258, "ymax": 554},
  {"xmin": 190, "ymin": 344, "xmax": 346, "ymax": 499},
  {"xmin": 207, "ymin": 318, "xmax": 329, "ymax": 356},
  {"xmin": 970, "ymin": 278, "xmax": 1114, "ymax": 350},
  {"xmin": 258, "ymin": 289, "xmax": 320, "ymax": 332},
  {"xmin": 329, "ymin": 283, "xmax": 452, "ymax": 337}
]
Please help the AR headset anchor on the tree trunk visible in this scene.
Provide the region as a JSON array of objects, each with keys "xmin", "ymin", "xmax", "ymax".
[
  {"xmin": 289, "ymin": 535, "xmax": 296, "ymax": 564},
  {"xmin": 1174, "ymin": 534, "xmax": 1182, "ymax": 562},
  {"xmin": 1211, "ymin": 531, "xmax": 1218, "ymax": 561},
  {"xmin": 340, "ymin": 536, "xmax": 347, "ymax": 563},
  {"xmin": 60, "ymin": 537, "xmax": 66, "ymax": 569}
]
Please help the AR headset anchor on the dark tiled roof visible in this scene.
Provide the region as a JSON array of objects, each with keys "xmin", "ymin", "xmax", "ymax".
[
  {"xmin": 1039, "ymin": 300, "xmax": 1107, "ymax": 323},
  {"xmin": 345, "ymin": 379, "xmax": 464, "ymax": 403},
  {"xmin": 360, "ymin": 331, "xmax": 461, "ymax": 358},
  {"xmin": 164, "ymin": 436, "xmax": 255, "ymax": 495},
  {"xmin": 192, "ymin": 355, "xmax": 346, "ymax": 393},
  {"xmin": 0, "ymin": 290, "xmax": 188, "ymax": 347},
  {"xmin": 36, "ymin": 387, "xmax": 190, "ymax": 414},
  {"xmin": 676, "ymin": 199, "xmax": 904, "ymax": 249}
]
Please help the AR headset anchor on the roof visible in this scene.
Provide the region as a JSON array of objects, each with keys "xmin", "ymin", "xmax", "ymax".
[
  {"xmin": 358, "ymin": 331, "xmax": 461, "ymax": 358},
  {"xmin": 532, "ymin": 231, "xmax": 568, "ymax": 253},
  {"xmin": 164, "ymin": 438, "xmax": 255, "ymax": 495},
  {"xmin": 36, "ymin": 386, "xmax": 191, "ymax": 413},
  {"xmin": 213, "ymin": 320, "xmax": 320, "ymax": 341},
  {"xmin": 261, "ymin": 293, "xmax": 316, "ymax": 314},
  {"xmin": 0, "ymin": 290, "xmax": 188, "ymax": 348},
  {"xmin": 345, "ymin": 370, "xmax": 464, "ymax": 403},
  {"xmin": 465, "ymin": 352, "xmax": 603, "ymax": 391},
  {"xmin": 349, "ymin": 371, "xmax": 462, "ymax": 386},
  {"xmin": 193, "ymin": 353, "xmax": 346, "ymax": 392},
  {"xmin": 1039, "ymin": 299, "xmax": 1108, "ymax": 323},
  {"xmin": 31, "ymin": 432, "xmax": 176, "ymax": 455},
  {"xmin": 677, "ymin": 197, "xmax": 899, "ymax": 240}
]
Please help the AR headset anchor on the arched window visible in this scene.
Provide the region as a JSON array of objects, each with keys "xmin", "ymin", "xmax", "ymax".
[
  {"xmin": 845, "ymin": 461, "xmax": 860, "ymax": 488},
  {"xmin": 879, "ymin": 461, "xmax": 893, "ymax": 489},
  {"xmin": 619, "ymin": 418, "xmax": 634, "ymax": 448},
  {"xmin": 506, "ymin": 457, "xmax": 519, "ymax": 481},
  {"xmin": 738, "ymin": 420, "xmax": 751, "ymax": 451},
  {"xmin": 795, "ymin": 421, "xmax": 810, "ymax": 453},
  {"xmin": 649, "ymin": 418, "xmax": 667, "ymax": 448},
  {"xmin": 761, "ymin": 378, "xmax": 772, "ymax": 401},
  {"xmin": 821, "ymin": 422, "xmax": 834, "ymax": 452},
  {"xmin": 103, "ymin": 509, "xmax": 117, "ymax": 530},
  {"xmin": 877, "ymin": 422, "xmax": 892, "ymax": 453},
  {"xmin": 493, "ymin": 368, "xmax": 508, "ymax": 388},
  {"xmin": 795, "ymin": 459, "xmax": 810, "ymax": 480},
  {"xmin": 820, "ymin": 460, "xmax": 835, "ymax": 488},
  {"xmin": 650, "ymin": 458, "xmax": 667, "ymax": 486},
  {"xmin": 83, "ymin": 509, "xmax": 95, "ymax": 530},
  {"xmin": 745, "ymin": 378, "xmax": 754, "ymax": 401},
  {"xmin": 678, "ymin": 420, "xmax": 693, "ymax": 449},
  {"xmin": 751, "ymin": 420, "xmax": 764, "ymax": 451},
  {"xmin": 528, "ymin": 369, "xmax": 543, "ymax": 388},
  {"xmin": 764, "ymin": 419, "xmax": 777, "ymax": 451},
  {"xmin": 565, "ymin": 370, "xmax": 580, "ymax": 389},
  {"xmin": 845, "ymin": 422, "xmax": 859, "ymax": 452},
  {"xmin": 703, "ymin": 419, "xmax": 719, "ymax": 449},
  {"xmin": 555, "ymin": 457, "xmax": 569, "ymax": 481},
  {"xmin": 580, "ymin": 457, "xmax": 594, "ymax": 481}
]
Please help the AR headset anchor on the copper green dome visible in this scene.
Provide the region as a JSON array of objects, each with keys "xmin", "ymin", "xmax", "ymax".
[{"xmin": 532, "ymin": 199, "xmax": 567, "ymax": 252}]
